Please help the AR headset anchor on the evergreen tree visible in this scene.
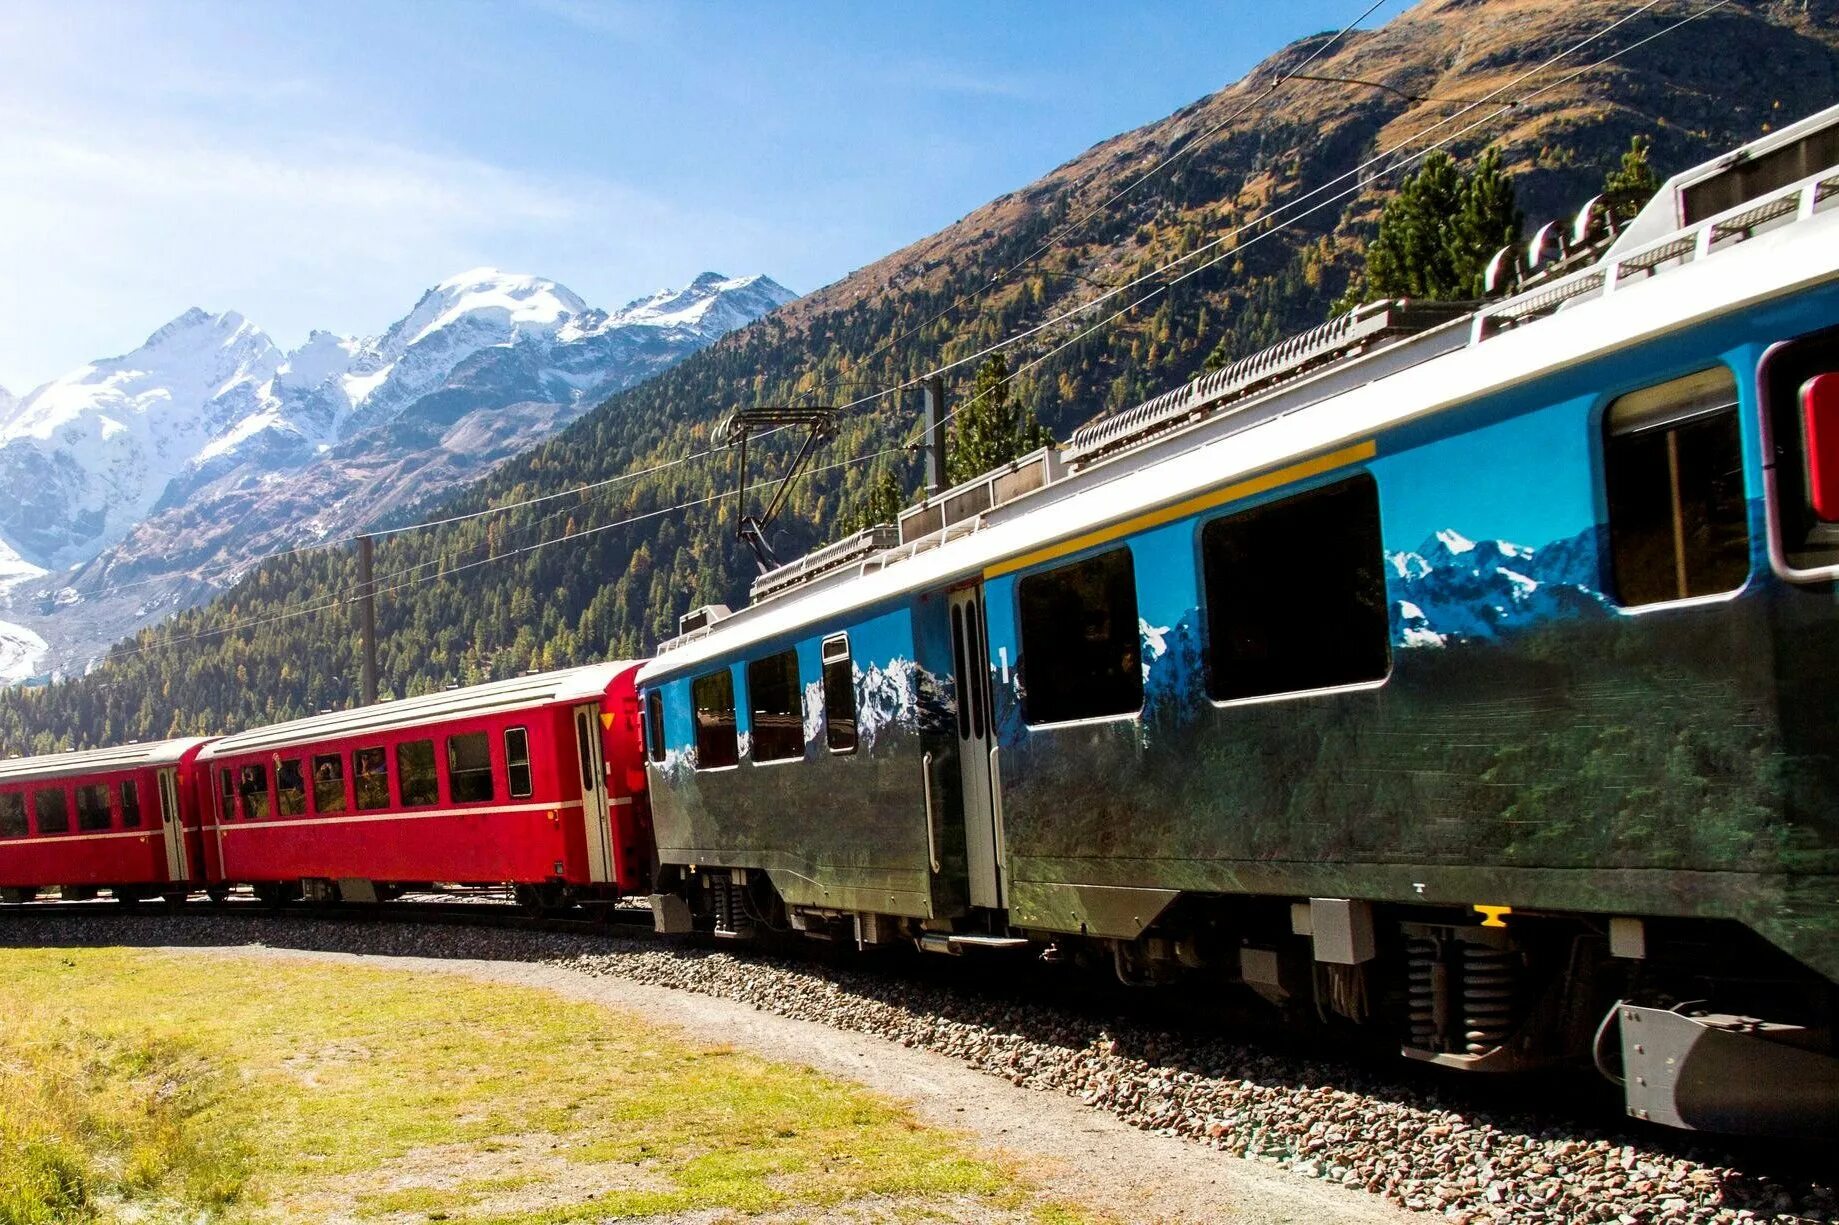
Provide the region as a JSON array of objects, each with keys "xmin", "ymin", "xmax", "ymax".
[
  {"xmin": 946, "ymin": 354, "xmax": 1054, "ymax": 485},
  {"xmin": 851, "ymin": 463, "xmax": 906, "ymax": 532},
  {"xmin": 1357, "ymin": 148, "xmax": 1524, "ymax": 304},
  {"xmin": 1603, "ymin": 135, "xmax": 1660, "ymax": 221}
]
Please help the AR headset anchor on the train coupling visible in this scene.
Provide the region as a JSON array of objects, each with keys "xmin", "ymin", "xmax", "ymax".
[{"xmin": 1610, "ymin": 1003, "xmax": 1839, "ymax": 1137}]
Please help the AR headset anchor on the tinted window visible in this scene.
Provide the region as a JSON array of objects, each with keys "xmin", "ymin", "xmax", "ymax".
[
  {"xmin": 275, "ymin": 758, "xmax": 307, "ymax": 816},
  {"xmin": 822, "ymin": 634, "xmax": 857, "ymax": 754},
  {"xmin": 0, "ymin": 793, "xmax": 26, "ymax": 838},
  {"xmin": 692, "ymin": 670, "xmax": 740, "ymax": 769},
  {"xmin": 747, "ymin": 650, "xmax": 804, "ymax": 762},
  {"xmin": 645, "ymin": 691, "xmax": 666, "ymax": 764},
  {"xmin": 313, "ymin": 753, "xmax": 347, "ymax": 814},
  {"xmin": 1606, "ymin": 368, "xmax": 1750, "ymax": 606},
  {"xmin": 1017, "ymin": 547, "xmax": 1143, "ymax": 724},
  {"xmin": 34, "ymin": 788, "xmax": 68, "ymax": 835},
  {"xmin": 397, "ymin": 740, "xmax": 439, "ymax": 807},
  {"xmin": 76, "ymin": 783, "xmax": 112, "ymax": 831},
  {"xmin": 237, "ymin": 763, "xmax": 271, "ymax": 819},
  {"xmin": 447, "ymin": 732, "xmax": 494, "ymax": 803},
  {"xmin": 218, "ymin": 769, "xmax": 235, "ymax": 822},
  {"xmin": 1203, "ymin": 475, "xmax": 1391, "ymax": 701},
  {"xmin": 505, "ymin": 727, "xmax": 533, "ymax": 798},
  {"xmin": 119, "ymin": 780, "xmax": 142, "ymax": 828},
  {"xmin": 353, "ymin": 747, "xmax": 390, "ymax": 810}
]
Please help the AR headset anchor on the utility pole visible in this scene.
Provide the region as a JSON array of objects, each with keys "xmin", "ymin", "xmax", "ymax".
[
  {"xmin": 357, "ymin": 534, "xmax": 378, "ymax": 706},
  {"xmin": 921, "ymin": 376, "xmax": 948, "ymax": 495}
]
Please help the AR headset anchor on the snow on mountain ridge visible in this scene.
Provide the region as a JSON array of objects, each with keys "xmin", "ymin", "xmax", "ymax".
[{"xmin": 1389, "ymin": 527, "xmax": 1608, "ymax": 649}]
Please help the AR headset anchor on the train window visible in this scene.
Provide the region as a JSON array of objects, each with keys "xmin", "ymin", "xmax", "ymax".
[
  {"xmin": 1017, "ymin": 547, "xmax": 1143, "ymax": 724},
  {"xmin": 1203, "ymin": 475, "xmax": 1391, "ymax": 701},
  {"xmin": 218, "ymin": 769, "xmax": 236, "ymax": 822},
  {"xmin": 0, "ymin": 792, "xmax": 25, "ymax": 837},
  {"xmin": 747, "ymin": 650, "xmax": 804, "ymax": 763},
  {"xmin": 237, "ymin": 763, "xmax": 271, "ymax": 820},
  {"xmin": 692, "ymin": 669, "xmax": 740, "ymax": 769},
  {"xmin": 821, "ymin": 634, "xmax": 857, "ymax": 754},
  {"xmin": 1605, "ymin": 367, "xmax": 1749, "ymax": 606},
  {"xmin": 76, "ymin": 783, "xmax": 112, "ymax": 832},
  {"xmin": 353, "ymin": 747, "xmax": 390, "ymax": 810},
  {"xmin": 397, "ymin": 740, "xmax": 439, "ymax": 807},
  {"xmin": 312, "ymin": 754, "xmax": 347, "ymax": 814},
  {"xmin": 504, "ymin": 727, "xmax": 533, "ymax": 798},
  {"xmin": 447, "ymin": 732, "xmax": 495, "ymax": 803},
  {"xmin": 644, "ymin": 692, "xmax": 666, "ymax": 764},
  {"xmin": 119, "ymin": 780, "xmax": 141, "ymax": 828},
  {"xmin": 275, "ymin": 759, "xmax": 307, "ymax": 817},
  {"xmin": 34, "ymin": 788, "xmax": 69, "ymax": 835}
]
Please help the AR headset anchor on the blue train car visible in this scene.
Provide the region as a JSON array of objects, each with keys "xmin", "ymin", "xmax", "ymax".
[{"xmin": 639, "ymin": 106, "xmax": 1839, "ymax": 1134}]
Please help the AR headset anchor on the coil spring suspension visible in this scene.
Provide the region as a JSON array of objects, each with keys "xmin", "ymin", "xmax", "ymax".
[
  {"xmin": 701, "ymin": 871, "xmax": 751, "ymax": 938},
  {"xmin": 1402, "ymin": 927, "xmax": 1522, "ymax": 1057}
]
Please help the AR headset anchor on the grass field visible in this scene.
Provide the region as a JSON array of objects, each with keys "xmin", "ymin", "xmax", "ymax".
[{"xmin": 0, "ymin": 947, "xmax": 1101, "ymax": 1225}]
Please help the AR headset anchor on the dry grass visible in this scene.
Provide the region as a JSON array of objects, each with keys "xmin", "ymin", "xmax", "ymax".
[{"xmin": 0, "ymin": 948, "xmax": 1103, "ymax": 1224}]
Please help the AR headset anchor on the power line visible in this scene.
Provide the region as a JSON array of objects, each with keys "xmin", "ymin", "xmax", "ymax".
[
  {"xmin": 824, "ymin": 0, "xmax": 1682, "ymax": 431},
  {"xmin": 787, "ymin": 0, "xmax": 1395, "ymax": 413}
]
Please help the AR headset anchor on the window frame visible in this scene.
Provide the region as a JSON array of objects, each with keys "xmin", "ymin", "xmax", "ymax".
[
  {"xmin": 690, "ymin": 669, "xmax": 741, "ymax": 771},
  {"xmin": 1015, "ymin": 545, "xmax": 1145, "ymax": 727},
  {"xmin": 396, "ymin": 739, "xmax": 440, "ymax": 808},
  {"xmin": 446, "ymin": 731, "xmax": 496, "ymax": 805},
  {"xmin": 218, "ymin": 768, "xmax": 236, "ymax": 823},
  {"xmin": 644, "ymin": 691, "xmax": 666, "ymax": 764},
  {"xmin": 236, "ymin": 762, "xmax": 272, "ymax": 820},
  {"xmin": 820, "ymin": 633, "xmax": 858, "ymax": 755},
  {"xmin": 75, "ymin": 782, "xmax": 113, "ymax": 832},
  {"xmin": 745, "ymin": 648, "xmax": 805, "ymax": 765},
  {"xmin": 504, "ymin": 726, "xmax": 533, "ymax": 799},
  {"xmin": 0, "ymin": 791, "xmax": 27, "ymax": 838},
  {"xmin": 1600, "ymin": 365, "xmax": 1752, "ymax": 611},
  {"xmin": 312, "ymin": 753, "xmax": 348, "ymax": 815},
  {"xmin": 1758, "ymin": 327, "xmax": 1839, "ymax": 581},
  {"xmin": 352, "ymin": 747, "xmax": 391, "ymax": 811},
  {"xmin": 119, "ymin": 779, "xmax": 142, "ymax": 829},
  {"xmin": 275, "ymin": 758, "xmax": 308, "ymax": 817},
  {"xmin": 33, "ymin": 787, "xmax": 69, "ymax": 835},
  {"xmin": 1199, "ymin": 473, "xmax": 1393, "ymax": 707}
]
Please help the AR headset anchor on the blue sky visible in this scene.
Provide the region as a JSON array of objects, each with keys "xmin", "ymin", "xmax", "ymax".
[{"xmin": 0, "ymin": 1, "xmax": 1395, "ymax": 393}]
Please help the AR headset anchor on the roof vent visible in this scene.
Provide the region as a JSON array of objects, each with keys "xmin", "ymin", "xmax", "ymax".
[
  {"xmin": 896, "ymin": 447, "xmax": 1063, "ymax": 545},
  {"xmin": 751, "ymin": 526, "xmax": 897, "ymax": 603},
  {"xmin": 678, "ymin": 604, "xmax": 733, "ymax": 636}
]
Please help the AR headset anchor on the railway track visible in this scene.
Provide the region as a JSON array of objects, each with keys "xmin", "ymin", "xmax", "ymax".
[{"xmin": 1, "ymin": 894, "xmax": 1833, "ymax": 1224}]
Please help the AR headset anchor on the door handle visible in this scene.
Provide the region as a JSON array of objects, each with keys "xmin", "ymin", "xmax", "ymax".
[
  {"xmin": 921, "ymin": 751, "xmax": 941, "ymax": 873},
  {"xmin": 989, "ymin": 745, "xmax": 1007, "ymax": 871}
]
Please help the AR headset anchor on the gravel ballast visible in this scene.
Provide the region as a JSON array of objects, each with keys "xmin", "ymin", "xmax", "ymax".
[{"xmin": 3, "ymin": 908, "xmax": 1833, "ymax": 1225}]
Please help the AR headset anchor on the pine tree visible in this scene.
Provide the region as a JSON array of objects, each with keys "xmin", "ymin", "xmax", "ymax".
[
  {"xmin": 946, "ymin": 354, "xmax": 1054, "ymax": 485},
  {"xmin": 1356, "ymin": 148, "xmax": 1524, "ymax": 304},
  {"xmin": 1603, "ymin": 135, "xmax": 1660, "ymax": 221},
  {"xmin": 851, "ymin": 463, "xmax": 906, "ymax": 533}
]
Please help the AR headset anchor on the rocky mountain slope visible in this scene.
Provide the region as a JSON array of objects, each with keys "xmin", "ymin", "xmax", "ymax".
[
  {"xmin": 3, "ymin": 0, "xmax": 1836, "ymax": 749},
  {"xmin": 0, "ymin": 269, "xmax": 793, "ymax": 681}
]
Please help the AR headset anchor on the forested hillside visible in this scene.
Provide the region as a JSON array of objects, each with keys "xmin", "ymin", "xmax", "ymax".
[{"xmin": 5, "ymin": 0, "xmax": 1837, "ymax": 752}]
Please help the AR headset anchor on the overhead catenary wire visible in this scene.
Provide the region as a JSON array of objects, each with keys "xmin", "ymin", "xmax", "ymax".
[
  {"xmin": 822, "ymin": 0, "xmax": 1686, "ymax": 434},
  {"xmin": 76, "ymin": 0, "xmax": 1725, "ymax": 670},
  {"xmin": 787, "ymin": 0, "xmax": 1395, "ymax": 411},
  {"xmin": 896, "ymin": 0, "xmax": 1725, "ymax": 451}
]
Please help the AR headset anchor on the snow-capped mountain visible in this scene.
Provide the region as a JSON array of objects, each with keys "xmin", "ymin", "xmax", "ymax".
[
  {"xmin": 0, "ymin": 268, "xmax": 795, "ymax": 682},
  {"xmin": 1388, "ymin": 528, "xmax": 1608, "ymax": 648}
]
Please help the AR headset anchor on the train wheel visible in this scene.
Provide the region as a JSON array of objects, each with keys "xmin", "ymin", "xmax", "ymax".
[
  {"xmin": 206, "ymin": 887, "xmax": 230, "ymax": 906},
  {"xmin": 113, "ymin": 887, "xmax": 140, "ymax": 907},
  {"xmin": 515, "ymin": 883, "xmax": 567, "ymax": 912},
  {"xmin": 0, "ymin": 886, "xmax": 35, "ymax": 905}
]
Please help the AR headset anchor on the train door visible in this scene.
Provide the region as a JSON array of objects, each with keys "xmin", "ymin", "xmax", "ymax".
[
  {"xmin": 573, "ymin": 704, "xmax": 615, "ymax": 884},
  {"xmin": 156, "ymin": 768, "xmax": 190, "ymax": 881},
  {"xmin": 948, "ymin": 586, "xmax": 1004, "ymax": 908}
]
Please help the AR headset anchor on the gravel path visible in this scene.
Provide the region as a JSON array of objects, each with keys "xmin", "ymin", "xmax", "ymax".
[{"xmin": 2, "ymin": 909, "xmax": 1833, "ymax": 1225}]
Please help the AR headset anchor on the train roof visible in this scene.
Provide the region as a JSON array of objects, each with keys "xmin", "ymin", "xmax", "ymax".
[
  {"xmin": 641, "ymin": 104, "xmax": 1839, "ymax": 685},
  {"xmin": 0, "ymin": 737, "xmax": 211, "ymax": 785},
  {"xmin": 201, "ymin": 661, "xmax": 642, "ymax": 760}
]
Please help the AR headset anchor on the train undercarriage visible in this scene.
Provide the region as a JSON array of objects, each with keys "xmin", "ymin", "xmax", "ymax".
[{"xmin": 656, "ymin": 866, "xmax": 1839, "ymax": 1138}]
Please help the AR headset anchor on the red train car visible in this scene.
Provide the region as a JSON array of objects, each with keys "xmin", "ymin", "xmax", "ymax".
[
  {"xmin": 0, "ymin": 738, "xmax": 213, "ymax": 904},
  {"xmin": 195, "ymin": 663, "xmax": 651, "ymax": 904}
]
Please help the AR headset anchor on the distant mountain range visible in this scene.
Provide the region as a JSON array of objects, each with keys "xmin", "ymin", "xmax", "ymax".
[{"xmin": 0, "ymin": 269, "xmax": 794, "ymax": 682}]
